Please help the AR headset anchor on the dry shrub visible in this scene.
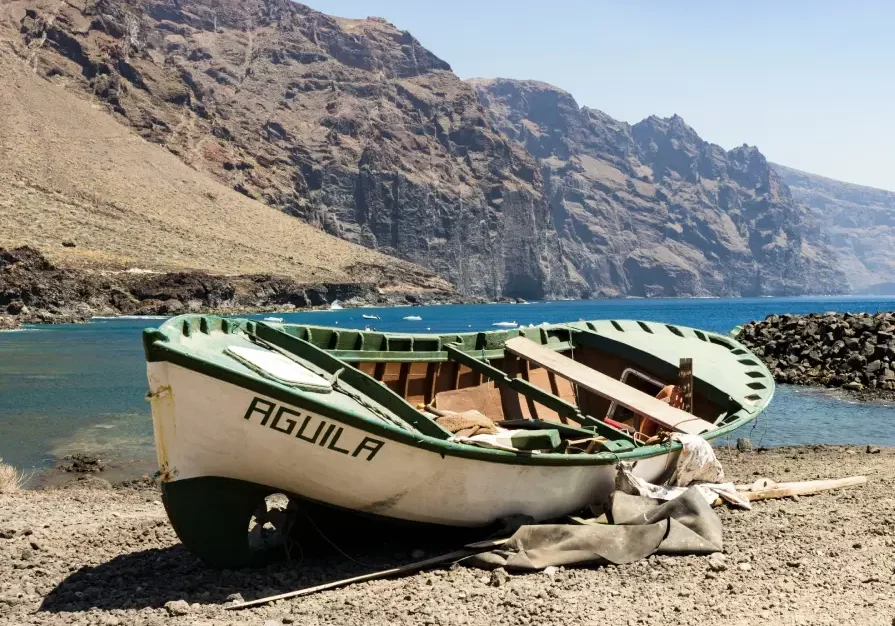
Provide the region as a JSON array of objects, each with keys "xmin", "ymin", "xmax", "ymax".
[{"xmin": 0, "ymin": 459, "xmax": 27, "ymax": 493}]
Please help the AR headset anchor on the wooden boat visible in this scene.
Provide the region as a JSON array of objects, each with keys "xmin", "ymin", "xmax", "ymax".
[{"xmin": 143, "ymin": 315, "xmax": 774, "ymax": 567}]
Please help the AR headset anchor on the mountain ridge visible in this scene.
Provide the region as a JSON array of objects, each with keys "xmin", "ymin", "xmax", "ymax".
[
  {"xmin": 771, "ymin": 162, "xmax": 895, "ymax": 294},
  {"xmin": 2, "ymin": 0, "xmax": 572, "ymax": 299},
  {"xmin": 1, "ymin": 0, "xmax": 879, "ymax": 300},
  {"xmin": 0, "ymin": 15, "xmax": 454, "ymax": 329},
  {"xmin": 470, "ymin": 78, "xmax": 846, "ymax": 297}
]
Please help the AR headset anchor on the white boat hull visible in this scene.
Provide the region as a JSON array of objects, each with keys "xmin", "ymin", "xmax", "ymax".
[{"xmin": 148, "ymin": 362, "xmax": 679, "ymax": 527}]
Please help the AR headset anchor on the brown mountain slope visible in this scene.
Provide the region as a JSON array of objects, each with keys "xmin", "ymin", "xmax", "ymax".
[
  {"xmin": 1, "ymin": 0, "xmax": 572, "ymax": 299},
  {"xmin": 0, "ymin": 42, "xmax": 447, "ymax": 295},
  {"xmin": 771, "ymin": 163, "xmax": 895, "ymax": 294},
  {"xmin": 471, "ymin": 79, "xmax": 848, "ymax": 297}
]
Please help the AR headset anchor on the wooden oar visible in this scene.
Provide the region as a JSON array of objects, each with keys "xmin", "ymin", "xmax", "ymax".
[{"xmin": 226, "ymin": 538, "xmax": 509, "ymax": 610}]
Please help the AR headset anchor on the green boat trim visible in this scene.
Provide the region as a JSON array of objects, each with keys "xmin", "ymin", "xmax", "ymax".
[{"xmin": 143, "ymin": 315, "xmax": 775, "ymax": 467}]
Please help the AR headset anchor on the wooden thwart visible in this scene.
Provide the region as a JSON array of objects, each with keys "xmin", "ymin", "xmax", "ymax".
[{"xmin": 504, "ymin": 337, "xmax": 716, "ymax": 436}]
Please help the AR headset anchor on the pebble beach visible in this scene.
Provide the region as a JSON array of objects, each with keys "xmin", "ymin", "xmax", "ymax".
[{"xmin": 1, "ymin": 445, "xmax": 893, "ymax": 626}]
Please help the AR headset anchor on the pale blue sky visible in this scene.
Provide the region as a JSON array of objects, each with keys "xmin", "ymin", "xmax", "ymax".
[{"xmin": 316, "ymin": 0, "xmax": 894, "ymax": 190}]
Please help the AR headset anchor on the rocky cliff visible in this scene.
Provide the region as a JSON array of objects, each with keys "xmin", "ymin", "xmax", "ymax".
[
  {"xmin": 2, "ymin": 0, "xmax": 856, "ymax": 298},
  {"xmin": 3, "ymin": 0, "xmax": 570, "ymax": 299},
  {"xmin": 0, "ymin": 26, "xmax": 455, "ymax": 331},
  {"xmin": 771, "ymin": 164, "xmax": 895, "ymax": 294},
  {"xmin": 471, "ymin": 79, "xmax": 848, "ymax": 297}
]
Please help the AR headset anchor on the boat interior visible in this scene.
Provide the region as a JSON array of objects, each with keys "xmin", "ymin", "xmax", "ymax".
[
  {"xmin": 227, "ymin": 317, "xmax": 772, "ymax": 455},
  {"xmin": 147, "ymin": 315, "xmax": 773, "ymax": 456}
]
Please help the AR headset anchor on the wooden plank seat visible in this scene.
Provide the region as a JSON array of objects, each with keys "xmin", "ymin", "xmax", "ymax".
[
  {"xmin": 504, "ymin": 337, "xmax": 716, "ymax": 436},
  {"xmin": 443, "ymin": 345, "xmax": 638, "ymax": 447}
]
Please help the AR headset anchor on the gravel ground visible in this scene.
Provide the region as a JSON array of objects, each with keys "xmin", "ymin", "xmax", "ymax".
[{"xmin": 1, "ymin": 446, "xmax": 894, "ymax": 626}]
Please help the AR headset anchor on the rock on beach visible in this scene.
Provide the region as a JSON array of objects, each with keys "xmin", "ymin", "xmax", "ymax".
[{"xmin": 738, "ymin": 311, "xmax": 895, "ymax": 397}]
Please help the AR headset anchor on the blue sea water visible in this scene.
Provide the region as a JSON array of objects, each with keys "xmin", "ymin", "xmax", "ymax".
[{"xmin": 1, "ymin": 296, "xmax": 894, "ymax": 477}]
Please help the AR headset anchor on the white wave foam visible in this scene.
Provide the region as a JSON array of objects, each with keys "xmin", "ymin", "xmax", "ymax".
[{"xmin": 90, "ymin": 315, "xmax": 168, "ymax": 320}]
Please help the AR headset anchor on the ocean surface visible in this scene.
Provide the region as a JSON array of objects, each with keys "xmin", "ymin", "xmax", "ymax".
[{"xmin": 2, "ymin": 296, "xmax": 894, "ymax": 480}]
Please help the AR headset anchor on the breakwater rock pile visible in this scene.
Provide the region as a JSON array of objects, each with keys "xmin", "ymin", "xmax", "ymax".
[{"xmin": 737, "ymin": 311, "xmax": 895, "ymax": 396}]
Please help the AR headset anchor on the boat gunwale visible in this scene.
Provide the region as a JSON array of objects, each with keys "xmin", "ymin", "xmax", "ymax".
[{"xmin": 143, "ymin": 315, "xmax": 774, "ymax": 467}]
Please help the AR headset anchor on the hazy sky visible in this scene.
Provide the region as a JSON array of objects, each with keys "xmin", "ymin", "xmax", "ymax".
[{"xmin": 316, "ymin": 0, "xmax": 894, "ymax": 190}]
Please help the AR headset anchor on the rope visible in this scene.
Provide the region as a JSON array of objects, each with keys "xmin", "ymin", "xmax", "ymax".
[
  {"xmin": 145, "ymin": 385, "xmax": 171, "ymax": 400},
  {"xmin": 331, "ymin": 375, "xmax": 413, "ymax": 432},
  {"xmin": 247, "ymin": 332, "xmax": 413, "ymax": 432},
  {"xmin": 568, "ymin": 339, "xmax": 581, "ymax": 407},
  {"xmin": 302, "ymin": 511, "xmax": 373, "ymax": 567},
  {"xmin": 755, "ymin": 408, "xmax": 773, "ymax": 449}
]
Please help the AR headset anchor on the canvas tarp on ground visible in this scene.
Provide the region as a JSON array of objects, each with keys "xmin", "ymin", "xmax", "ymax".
[{"xmin": 467, "ymin": 487, "xmax": 722, "ymax": 571}]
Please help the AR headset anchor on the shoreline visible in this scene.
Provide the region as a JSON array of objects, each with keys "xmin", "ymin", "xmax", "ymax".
[
  {"xmin": 1, "ymin": 445, "xmax": 892, "ymax": 625},
  {"xmin": 0, "ymin": 245, "xmax": 470, "ymax": 331},
  {"xmin": 6, "ymin": 290, "xmax": 894, "ymax": 331},
  {"xmin": 6, "ymin": 246, "xmax": 894, "ymax": 333},
  {"xmin": 0, "ymin": 293, "xmax": 514, "ymax": 331}
]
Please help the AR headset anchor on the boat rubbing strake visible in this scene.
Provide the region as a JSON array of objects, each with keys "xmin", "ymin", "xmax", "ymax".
[{"xmin": 143, "ymin": 316, "xmax": 773, "ymax": 567}]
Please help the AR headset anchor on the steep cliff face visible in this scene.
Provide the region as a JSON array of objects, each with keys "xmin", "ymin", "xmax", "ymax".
[
  {"xmin": 471, "ymin": 79, "xmax": 848, "ymax": 297},
  {"xmin": 4, "ymin": 0, "xmax": 571, "ymax": 299},
  {"xmin": 0, "ymin": 37, "xmax": 453, "ymax": 309},
  {"xmin": 772, "ymin": 164, "xmax": 895, "ymax": 294},
  {"xmin": 2, "ymin": 0, "xmax": 856, "ymax": 299}
]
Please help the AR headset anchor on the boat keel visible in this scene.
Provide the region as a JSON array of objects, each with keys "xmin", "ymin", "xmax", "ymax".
[{"xmin": 161, "ymin": 476, "xmax": 511, "ymax": 569}]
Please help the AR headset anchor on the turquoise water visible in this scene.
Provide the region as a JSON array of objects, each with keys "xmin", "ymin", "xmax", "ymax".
[{"xmin": 1, "ymin": 297, "xmax": 894, "ymax": 476}]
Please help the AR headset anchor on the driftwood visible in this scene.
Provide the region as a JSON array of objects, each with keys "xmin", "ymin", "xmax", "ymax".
[
  {"xmin": 735, "ymin": 475, "xmax": 867, "ymax": 502},
  {"xmin": 226, "ymin": 538, "xmax": 509, "ymax": 610},
  {"xmin": 711, "ymin": 475, "xmax": 868, "ymax": 507}
]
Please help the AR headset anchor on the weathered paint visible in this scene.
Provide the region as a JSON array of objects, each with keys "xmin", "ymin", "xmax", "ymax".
[
  {"xmin": 143, "ymin": 314, "xmax": 774, "ymax": 567},
  {"xmin": 148, "ymin": 362, "xmax": 677, "ymax": 526}
]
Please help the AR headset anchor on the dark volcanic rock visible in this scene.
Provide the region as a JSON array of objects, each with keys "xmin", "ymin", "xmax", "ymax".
[
  {"xmin": 59, "ymin": 454, "xmax": 105, "ymax": 473},
  {"xmin": 471, "ymin": 79, "xmax": 849, "ymax": 297},
  {"xmin": 0, "ymin": 246, "xmax": 459, "ymax": 326},
  {"xmin": 738, "ymin": 311, "xmax": 895, "ymax": 399},
  {"xmin": 5, "ymin": 0, "xmax": 572, "ymax": 300}
]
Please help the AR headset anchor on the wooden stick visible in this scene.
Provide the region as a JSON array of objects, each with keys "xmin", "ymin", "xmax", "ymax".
[
  {"xmin": 397, "ymin": 362, "xmax": 411, "ymax": 399},
  {"xmin": 714, "ymin": 476, "xmax": 867, "ymax": 507},
  {"xmin": 546, "ymin": 372, "xmax": 569, "ymax": 424},
  {"xmin": 226, "ymin": 538, "xmax": 509, "ymax": 610},
  {"xmin": 518, "ymin": 360, "xmax": 540, "ymax": 420},
  {"xmin": 423, "ymin": 362, "xmax": 439, "ymax": 405},
  {"xmin": 739, "ymin": 476, "xmax": 866, "ymax": 502},
  {"xmin": 424, "ymin": 403, "xmax": 448, "ymax": 417},
  {"xmin": 678, "ymin": 357, "xmax": 693, "ymax": 414}
]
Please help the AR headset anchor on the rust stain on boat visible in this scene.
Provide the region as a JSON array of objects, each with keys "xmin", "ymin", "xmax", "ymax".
[{"xmin": 147, "ymin": 385, "xmax": 175, "ymax": 482}]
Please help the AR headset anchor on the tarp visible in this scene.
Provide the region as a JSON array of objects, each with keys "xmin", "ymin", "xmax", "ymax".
[
  {"xmin": 466, "ymin": 434, "xmax": 736, "ymax": 571},
  {"xmin": 466, "ymin": 488, "xmax": 722, "ymax": 571},
  {"xmin": 617, "ymin": 434, "xmax": 752, "ymax": 509}
]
